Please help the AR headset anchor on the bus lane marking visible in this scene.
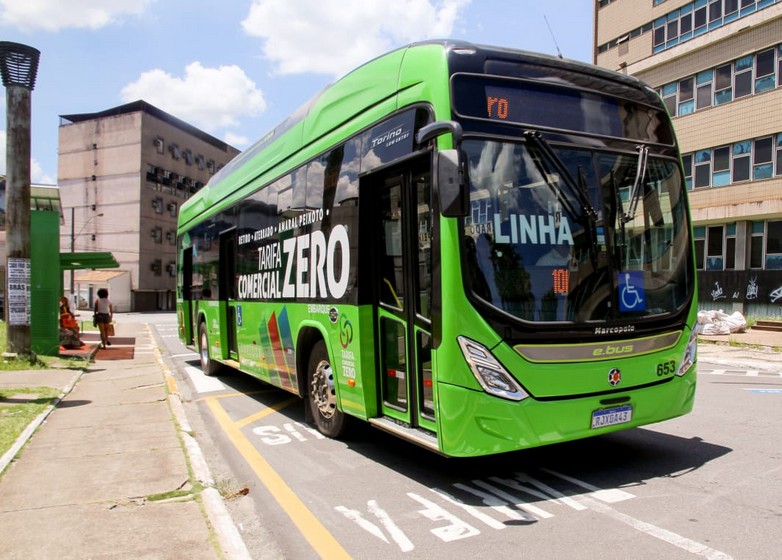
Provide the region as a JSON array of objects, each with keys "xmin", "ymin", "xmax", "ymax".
[
  {"xmin": 204, "ymin": 396, "xmax": 351, "ymax": 560},
  {"xmin": 576, "ymin": 495, "xmax": 734, "ymax": 560},
  {"xmin": 540, "ymin": 468, "xmax": 635, "ymax": 503},
  {"xmin": 184, "ymin": 365, "xmax": 226, "ymax": 393},
  {"xmin": 336, "ymin": 471, "xmax": 641, "ymax": 552},
  {"xmin": 335, "ymin": 500, "xmax": 415, "ymax": 552}
]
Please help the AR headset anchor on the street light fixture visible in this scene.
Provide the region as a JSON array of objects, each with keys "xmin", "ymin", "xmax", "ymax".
[
  {"xmin": 1, "ymin": 41, "xmax": 40, "ymax": 357},
  {"xmin": 69, "ymin": 209, "xmax": 104, "ymax": 306}
]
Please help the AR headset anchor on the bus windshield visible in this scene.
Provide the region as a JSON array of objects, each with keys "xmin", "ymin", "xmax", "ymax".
[{"xmin": 462, "ymin": 137, "xmax": 692, "ymax": 324}]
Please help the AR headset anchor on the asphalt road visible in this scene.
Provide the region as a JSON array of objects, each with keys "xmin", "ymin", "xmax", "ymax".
[{"xmin": 147, "ymin": 314, "xmax": 782, "ymax": 560}]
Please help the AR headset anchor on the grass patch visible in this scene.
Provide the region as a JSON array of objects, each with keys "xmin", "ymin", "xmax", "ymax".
[
  {"xmin": 0, "ymin": 386, "xmax": 60, "ymax": 457},
  {"xmin": 0, "ymin": 322, "xmax": 86, "ymax": 371},
  {"xmin": 146, "ymin": 481, "xmax": 205, "ymax": 503}
]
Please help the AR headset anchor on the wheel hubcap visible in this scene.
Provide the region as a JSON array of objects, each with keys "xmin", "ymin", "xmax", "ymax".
[{"xmin": 311, "ymin": 360, "xmax": 336, "ymax": 418}]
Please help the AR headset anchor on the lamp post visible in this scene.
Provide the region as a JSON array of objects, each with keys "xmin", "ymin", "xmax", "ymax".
[
  {"xmin": 70, "ymin": 209, "xmax": 104, "ymax": 307},
  {"xmin": 1, "ymin": 41, "xmax": 40, "ymax": 358}
]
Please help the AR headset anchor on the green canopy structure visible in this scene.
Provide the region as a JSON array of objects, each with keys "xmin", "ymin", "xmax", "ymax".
[{"xmin": 60, "ymin": 252, "xmax": 120, "ymax": 271}]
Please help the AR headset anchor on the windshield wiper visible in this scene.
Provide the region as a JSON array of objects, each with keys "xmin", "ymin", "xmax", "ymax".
[
  {"xmin": 621, "ymin": 145, "xmax": 649, "ymax": 223},
  {"xmin": 524, "ymin": 131, "xmax": 598, "ymax": 220},
  {"xmin": 523, "ymin": 130, "xmax": 599, "ymax": 268}
]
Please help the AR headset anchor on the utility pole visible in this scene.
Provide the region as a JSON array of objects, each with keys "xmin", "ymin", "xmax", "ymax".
[{"xmin": 1, "ymin": 42, "xmax": 40, "ymax": 359}]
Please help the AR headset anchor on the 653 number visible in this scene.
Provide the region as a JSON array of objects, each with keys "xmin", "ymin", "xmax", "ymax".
[{"xmin": 656, "ymin": 360, "xmax": 676, "ymax": 376}]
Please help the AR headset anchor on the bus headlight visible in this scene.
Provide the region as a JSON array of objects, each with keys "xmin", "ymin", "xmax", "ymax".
[
  {"xmin": 677, "ymin": 327, "xmax": 698, "ymax": 376},
  {"xmin": 457, "ymin": 336, "xmax": 528, "ymax": 401}
]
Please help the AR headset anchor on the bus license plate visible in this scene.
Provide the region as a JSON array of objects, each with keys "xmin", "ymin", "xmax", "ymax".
[{"xmin": 591, "ymin": 405, "xmax": 633, "ymax": 429}]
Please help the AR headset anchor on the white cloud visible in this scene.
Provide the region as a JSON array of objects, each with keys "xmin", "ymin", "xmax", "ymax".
[
  {"xmin": 0, "ymin": 130, "xmax": 54, "ymax": 184},
  {"xmin": 241, "ymin": 0, "xmax": 471, "ymax": 77},
  {"xmin": 223, "ymin": 131, "xmax": 250, "ymax": 148},
  {"xmin": 120, "ymin": 62, "xmax": 267, "ymax": 134},
  {"xmin": 0, "ymin": 0, "xmax": 155, "ymax": 31}
]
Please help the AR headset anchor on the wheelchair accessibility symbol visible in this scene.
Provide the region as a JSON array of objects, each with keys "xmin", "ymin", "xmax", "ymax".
[{"xmin": 618, "ymin": 272, "xmax": 646, "ymax": 312}]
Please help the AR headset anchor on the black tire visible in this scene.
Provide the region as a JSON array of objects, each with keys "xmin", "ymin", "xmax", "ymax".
[
  {"xmin": 198, "ymin": 321, "xmax": 220, "ymax": 376},
  {"xmin": 307, "ymin": 340, "xmax": 348, "ymax": 438}
]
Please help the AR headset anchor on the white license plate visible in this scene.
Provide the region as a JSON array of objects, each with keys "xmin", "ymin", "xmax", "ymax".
[{"xmin": 591, "ymin": 405, "xmax": 633, "ymax": 429}]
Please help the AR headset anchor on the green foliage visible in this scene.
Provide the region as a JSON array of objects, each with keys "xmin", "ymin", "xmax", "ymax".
[{"xmin": 0, "ymin": 386, "xmax": 59, "ymax": 458}]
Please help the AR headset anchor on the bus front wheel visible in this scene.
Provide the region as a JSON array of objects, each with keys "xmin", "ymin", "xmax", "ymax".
[
  {"xmin": 198, "ymin": 322, "xmax": 220, "ymax": 376},
  {"xmin": 307, "ymin": 340, "xmax": 347, "ymax": 438}
]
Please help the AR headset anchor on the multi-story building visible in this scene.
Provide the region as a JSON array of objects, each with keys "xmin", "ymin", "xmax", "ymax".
[
  {"xmin": 58, "ymin": 100, "xmax": 240, "ymax": 311},
  {"xmin": 595, "ymin": 0, "xmax": 782, "ymax": 317}
]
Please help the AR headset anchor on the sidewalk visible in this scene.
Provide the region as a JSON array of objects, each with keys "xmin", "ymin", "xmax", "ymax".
[
  {"xmin": 698, "ymin": 325, "xmax": 782, "ymax": 370},
  {"xmin": 0, "ymin": 322, "xmax": 249, "ymax": 559}
]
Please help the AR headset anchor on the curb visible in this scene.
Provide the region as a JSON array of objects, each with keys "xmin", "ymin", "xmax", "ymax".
[
  {"xmin": 0, "ymin": 370, "xmax": 83, "ymax": 477},
  {"xmin": 150, "ymin": 327, "xmax": 252, "ymax": 560}
]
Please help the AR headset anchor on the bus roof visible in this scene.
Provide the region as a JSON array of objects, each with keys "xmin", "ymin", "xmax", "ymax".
[{"xmin": 178, "ymin": 39, "xmax": 653, "ymax": 231}]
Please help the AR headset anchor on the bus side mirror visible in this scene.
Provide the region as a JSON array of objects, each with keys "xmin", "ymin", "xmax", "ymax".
[{"xmin": 438, "ymin": 149, "xmax": 468, "ymax": 217}]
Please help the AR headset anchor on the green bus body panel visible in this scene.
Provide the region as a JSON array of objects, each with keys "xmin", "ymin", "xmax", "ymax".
[
  {"xmin": 177, "ymin": 41, "xmax": 698, "ymax": 457},
  {"xmin": 436, "ymin": 370, "xmax": 696, "ymax": 457}
]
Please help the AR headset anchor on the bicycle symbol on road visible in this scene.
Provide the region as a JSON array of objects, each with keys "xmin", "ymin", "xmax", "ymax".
[{"xmin": 619, "ymin": 272, "xmax": 646, "ymax": 312}]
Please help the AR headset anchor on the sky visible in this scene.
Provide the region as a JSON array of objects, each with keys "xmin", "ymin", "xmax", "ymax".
[{"xmin": 0, "ymin": 0, "xmax": 594, "ymax": 185}]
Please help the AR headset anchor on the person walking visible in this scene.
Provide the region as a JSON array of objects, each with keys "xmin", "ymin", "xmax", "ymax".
[{"xmin": 94, "ymin": 288, "xmax": 114, "ymax": 348}]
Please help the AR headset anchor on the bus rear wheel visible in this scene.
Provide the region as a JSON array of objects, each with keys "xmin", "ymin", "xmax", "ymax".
[
  {"xmin": 307, "ymin": 340, "xmax": 347, "ymax": 438},
  {"xmin": 198, "ymin": 321, "xmax": 220, "ymax": 376}
]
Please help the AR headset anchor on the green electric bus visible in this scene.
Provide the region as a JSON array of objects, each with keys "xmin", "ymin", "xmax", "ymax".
[{"xmin": 176, "ymin": 40, "xmax": 698, "ymax": 457}]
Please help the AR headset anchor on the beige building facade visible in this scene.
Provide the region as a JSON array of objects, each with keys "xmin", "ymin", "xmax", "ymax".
[
  {"xmin": 58, "ymin": 101, "xmax": 240, "ymax": 311},
  {"xmin": 595, "ymin": 0, "xmax": 782, "ymax": 316}
]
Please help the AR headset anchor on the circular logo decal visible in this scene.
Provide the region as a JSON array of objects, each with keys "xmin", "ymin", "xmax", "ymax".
[{"xmin": 608, "ymin": 368, "xmax": 622, "ymax": 386}]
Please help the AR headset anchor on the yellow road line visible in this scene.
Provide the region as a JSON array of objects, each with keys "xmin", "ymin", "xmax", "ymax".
[
  {"xmin": 204, "ymin": 396, "xmax": 351, "ymax": 559},
  {"xmin": 235, "ymin": 397, "xmax": 299, "ymax": 429}
]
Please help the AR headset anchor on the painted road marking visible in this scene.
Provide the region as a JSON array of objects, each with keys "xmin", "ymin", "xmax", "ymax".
[
  {"xmin": 541, "ymin": 468, "xmax": 635, "ymax": 503},
  {"xmin": 578, "ymin": 495, "xmax": 733, "ymax": 560},
  {"xmin": 743, "ymin": 388, "xmax": 782, "ymax": 394},
  {"xmin": 205, "ymin": 396, "xmax": 351, "ymax": 559},
  {"xmin": 170, "ymin": 352, "xmax": 199, "ymax": 359},
  {"xmin": 184, "ymin": 365, "xmax": 226, "ymax": 393}
]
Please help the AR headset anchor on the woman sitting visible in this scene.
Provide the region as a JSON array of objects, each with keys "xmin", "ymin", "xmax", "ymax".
[{"xmin": 59, "ymin": 296, "xmax": 84, "ymax": 349}]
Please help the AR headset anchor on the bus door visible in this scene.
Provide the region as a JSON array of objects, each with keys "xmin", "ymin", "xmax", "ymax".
[
  {"xmin": 181, "ymin": 246, "xmax": 195, "ymax": 345},
  {"xmin": 219, "ymin": 229, "xmax": 239, "ymax": 359},
  {"xmin": 373, "ymin": 165, "xmax": 436, "ymax": 435}
]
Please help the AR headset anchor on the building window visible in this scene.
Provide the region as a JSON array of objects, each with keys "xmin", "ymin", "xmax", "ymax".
[
  {"xmin": 153, "ymin": 137, "xmax": 164, "ymax": 154},
  {"xmin": 602, "ymin": 1, "xmax": 778, "ymax": 56},
  {"xmin": 696, "ymin": 69, "xmax": 713, "ymax": 110},
  {"xmin": 694, "ymin": 226, "xmax": 706, "ymax": 270},
  {"xmin": 778, "ymin": 45, "xmax": 782, "ymax": 87},
  {"xmin": 682, "ymin": 131, "xmax": 781, "ymax": 188},
  {"xmin": 151, "ymin": 227, "xmax": 163, "ymax": 244},
  {"xmin": 753, "ymin": 137, "xmax": 773, "ymax": 179},
  {"xmin": 732, "ymin": 141, "xmax": 751, "ymax": 182},
  {"xmin": 767, "ymin": 221, "xmax": 782, "ymax": 269},
  {"xmin": 750, "ymin": 221, "xmax": 764, "ymax": 269},
  {"xmin": 712, "ymin": 146, "xmax": 731, "ymax": 186},
  {"xmin": 714, "ymin": 63, "xmax": 733, "ymax": 104},
  {"xmin": 734, "ymin": 55, "xmax": 753, "ymax": 98},
  {"xmin": 662, "ymin": 82, "xmax": 678, "ymax": 116},
  {"xmin": 706, "ymin": 225, "xmax": 724, "ymax": 270},
  {"xmin": 151, "ymin": 259, "xmax": 162, "ymax": 276},
  {"xmin": 682, "ymin": 153, "xmax": 693, "ymax": 190},
  {"xmin": 152, "ymin": 197, "xmax": 164, "ymax": 214},
  {"xmin": 678, "ymin": 77, "xmax": 695, "ymax": 114},
  {"xmin": 725, "ymin": 223, "xmax": 736, "ymax": 269},
  {"xmin": 755, "ymin": 48, "xmax": 776, "ymax": 93},
  {"xmin": 694, "ymin": 149, "xmax": 711, "ymax": 188},
  {"xmin": 693, "ymin": 1, "xmax": 708, "ymax": 35}
]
